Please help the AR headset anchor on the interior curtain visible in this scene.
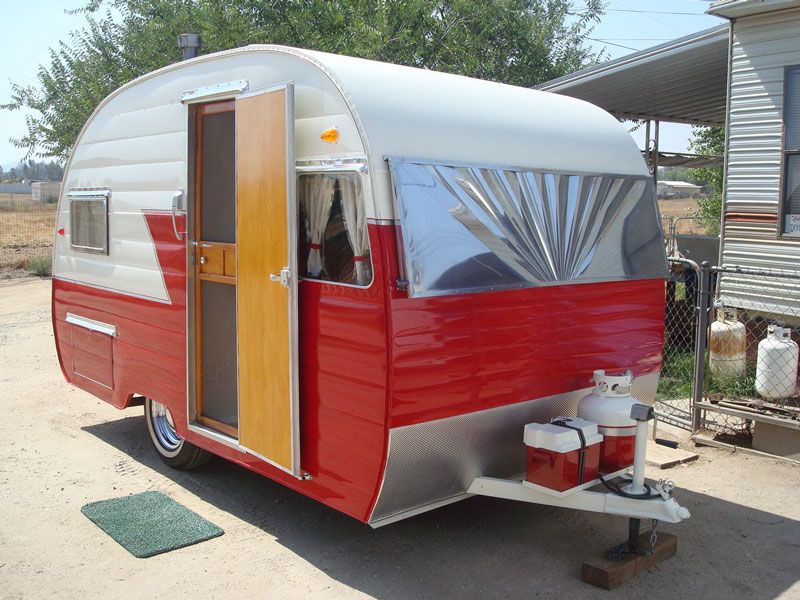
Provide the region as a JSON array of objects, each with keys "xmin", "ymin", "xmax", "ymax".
[
  {"xmin": 301, "ymin": 174, "xmax": 335, "ymax": 276},
  {"xmin": 339, "ymin": 175, "xmax": 370, "ymax": 285}
]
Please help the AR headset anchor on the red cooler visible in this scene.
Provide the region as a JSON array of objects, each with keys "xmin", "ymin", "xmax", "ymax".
[{"xmin": 523, "ymin": 418, "xmax": 603, "ymax": 492}]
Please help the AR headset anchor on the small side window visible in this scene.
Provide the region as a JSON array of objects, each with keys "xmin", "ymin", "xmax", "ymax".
[
  {"xmin": 782, "ymin": 66, "xmax": 800, "ymax": 235},
  {"xmin": 69, "ymin": 190, "xmax": 110, "ymax": 254},
  {"xmin": 297, "ymin": 173, "xmax": 372, "ymax": 286}
]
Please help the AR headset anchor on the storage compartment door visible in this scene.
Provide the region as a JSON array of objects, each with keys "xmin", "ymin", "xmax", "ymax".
[{"xmin": 235, "ymin": 83, "xmax": 300, "ymax": 475}]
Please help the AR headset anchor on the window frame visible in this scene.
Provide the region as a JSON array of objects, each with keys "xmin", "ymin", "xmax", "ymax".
[
  {"xmin": 68, "ymin": 189, "xmax": 111, "ymax": 255},
  {"xmin": 780, "ymin": 64, "xmax": 800, "ymax": 238},
  {"xmin": 295, "ymin": 165, "xmax": 374, "ymax": 289}
]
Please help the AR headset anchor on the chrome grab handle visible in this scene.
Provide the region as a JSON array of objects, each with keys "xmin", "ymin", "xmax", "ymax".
[
  {"xmin": 269, "ymin": 267, "xmax": 291, "ymax": 288},
  {"xmin": 171, "ymin": 189, "xmax": 185, "ymax": 241}
]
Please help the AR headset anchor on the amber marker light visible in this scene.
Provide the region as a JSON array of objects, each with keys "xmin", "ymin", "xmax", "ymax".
[{"xmin": 320, "ymin": 127, "xmax": 339, "ymax": 143}]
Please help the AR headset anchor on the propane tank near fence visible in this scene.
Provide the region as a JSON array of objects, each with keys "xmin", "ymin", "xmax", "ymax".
[
  {"xmin": 577, "ymin": 370, "xmax": 638, "ymax": 473},
  {"xmin": 756, "ymin": 326, "xmax": 799, "ymax": 401},
  {"xmin": 709, "ymin": 308, "xmax": 747, "ymax": 378}
]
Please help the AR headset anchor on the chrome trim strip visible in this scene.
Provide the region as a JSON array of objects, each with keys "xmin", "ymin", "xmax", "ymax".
[
  {"xmin": 66, "ymin": 189, "xmax": 111, "ymax": 198},
  {"xmin": 65, "ymin": 312, "xmax": 117, "ymax": 337},
  {"xmin": 285, "ymin": 81, "xmax": 302, "ymax": 478},
  {"xmin": 369, "ymin": 494, "xmax": 471, "ymax": 528},
  {"xmin": 53, "ymin": 276, "xmax": 172, "ymax": 305},
  {"xmin": 181, "ymin": 79, "xmax": 248, "ymax": 103},
  {"xmin": 296, "ymin": 162, "xmax": 368, "ymax": 174},
  {"xmin": 385, "ymin": 155, "xmax": 653, "ymax": 179},
  {"xmin": 187, "ymin": 423, "xmax": 242, "ymax": 450}
]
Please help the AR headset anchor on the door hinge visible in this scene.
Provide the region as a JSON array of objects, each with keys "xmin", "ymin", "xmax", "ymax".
[{"xmin": 269, "ymin": 267, "xmax": 291, "ymax": 288}]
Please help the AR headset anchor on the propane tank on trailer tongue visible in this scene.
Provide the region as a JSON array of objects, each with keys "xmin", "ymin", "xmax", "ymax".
[
  {"xmin": 756, "ymin": 326, "xmax": 799, "ymax": 401},
  {"xmin": 578, "ymin": 370, "xmax": 638, "ymax": 473}
]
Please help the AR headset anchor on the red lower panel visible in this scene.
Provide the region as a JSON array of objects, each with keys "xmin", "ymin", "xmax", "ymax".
[
  {"xmin": 375, "ymin": 225, "xmax": 665, "ymax": 427},
  {"xmin": 53, "ymin": 217, "xmax": 664, "ymax": 523},
  {"xmin": 52, "ymin": 215, "xmax": 390, "ymax": 522}
]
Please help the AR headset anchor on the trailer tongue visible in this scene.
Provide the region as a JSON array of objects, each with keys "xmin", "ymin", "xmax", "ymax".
[{"xmin": 468, "ymin": 370, "xmax": 690, "ymax": 571}]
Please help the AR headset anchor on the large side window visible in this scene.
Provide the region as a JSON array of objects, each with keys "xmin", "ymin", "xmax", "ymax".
[
  {"xmin": 783, "ymin": 65, "xmax": 800, "ymax": 236},
  {"xmin": 297, "ymin": 172, "xmax": 372, "ymax": 286},
  {"xmin": 389, "ymin": 159, "xmax": 666, "ymax": 298},
  {"xmin": 69, "ymin": 190, "xmax": 110, "ymax": 255}
]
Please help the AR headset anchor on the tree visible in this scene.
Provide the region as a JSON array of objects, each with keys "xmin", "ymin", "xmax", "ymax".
[
  {"xmin": 0, "ymin": 160, "xmax": 64, "ymax": 182},
  {"xmin": 689, "ymin": 126, "xmax": 725, "ymax": 235},
  {"xmin": 689, "ymin": 126, "xmax": 724, "ymax": 194},
  {"xmin": 4, "ymin": 0, "xmax": 604, "ymax": 160}
]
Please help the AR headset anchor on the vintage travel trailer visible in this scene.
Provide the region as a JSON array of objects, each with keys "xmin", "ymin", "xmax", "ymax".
[{"xmin": 52, "ymin": 45, "xmax": 690, "ymax": 530}]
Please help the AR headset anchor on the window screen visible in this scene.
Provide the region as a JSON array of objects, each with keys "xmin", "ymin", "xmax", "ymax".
[
  {"xmin": 69, "ymin": 191, "xmax": 109, "ymax": 254},
  {"xmin": 389, "ymin": 159, "xmax": 666, "ymax": 298},
  {"xmin": 783, "ymin": 66, "xmax": 800, "ymax": 234},
  {"xmin": 297, "ymin": 172, "xmax": 372, "ymax": 286}
]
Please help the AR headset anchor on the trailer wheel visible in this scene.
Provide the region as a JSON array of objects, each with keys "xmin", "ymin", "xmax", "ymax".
[{"xmin": 144, "ymin": 398, "xmax": 212, "ymax": 470}]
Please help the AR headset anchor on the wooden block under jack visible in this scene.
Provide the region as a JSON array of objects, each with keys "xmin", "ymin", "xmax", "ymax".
[
  {"xmin": 646, "ymin": 439, "xmax": 698, "ymax": 469},
  {"xmin": 581, "ymin": 531, "xmax": 678, "ymax": 590}
]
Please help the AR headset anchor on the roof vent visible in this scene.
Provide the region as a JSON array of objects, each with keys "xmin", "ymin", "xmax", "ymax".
[{"xmin": 178, "ymin": 33, "xmax": 201, "ymax": 61}]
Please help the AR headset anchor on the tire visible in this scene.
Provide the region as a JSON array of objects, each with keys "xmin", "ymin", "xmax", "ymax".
[{"xmin": 144, "ymin": 397, "xmax": 212, "ymax": 470}]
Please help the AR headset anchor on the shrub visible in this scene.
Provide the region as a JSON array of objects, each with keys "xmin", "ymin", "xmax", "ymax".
[{"xmin": 26, "ymin": 255, "xmax": 52, "ymax": 277}]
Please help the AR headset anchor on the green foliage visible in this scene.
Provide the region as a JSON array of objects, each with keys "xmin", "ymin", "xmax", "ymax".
[
  {"xmin": 4, "ymin": 0, "xmax": 605, "ymax": 160},
  {"xmin": 657, "ymin": 349, "xmax": 695, "ymax": 401},
  {"xmin": 689, "ymin": 126, "xmax": 725, "ymax": 195},
  {"xmin": 658, "ymin": 166, "xmax": 696, "ymax": 183},
  {"xmin": 698, "ymin": 192, "xmax": 722, "ymax": 236},
  {"xmin": 1, "ymin": 160, "xmax": 64, "ymax": 182},
  {"xmin": 658, "ymin": 347, "xmax": 758, "ymax": 402},
  {"xmin": 708, "ymin": 362, "xmax": 757, "ymax": 400},
  {"xmin": 26, "ymin": 255, "xmax": 52, "ymax": 277}
]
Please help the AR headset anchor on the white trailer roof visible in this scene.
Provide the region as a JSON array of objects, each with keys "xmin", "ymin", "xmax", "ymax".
[
  {"xmin": 292, "ymin": 46, "xmax": 649, "ymax": 176},
  {"xmin": 77, "ymin": 44, "xmax": 650, "ymax": 178}
]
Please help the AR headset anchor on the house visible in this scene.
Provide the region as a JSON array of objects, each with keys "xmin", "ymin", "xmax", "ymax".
[
  {"xmin": 657, "ymin": 180, "xmax": 703, "ymax": 199},
  {"xmin": 538, "ymin": 0, "xmax": 800, "ymax": 319}
]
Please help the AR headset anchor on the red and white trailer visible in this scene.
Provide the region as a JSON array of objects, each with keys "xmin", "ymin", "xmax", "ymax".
[{"xmin": 52, "ymin": 45, "xmax": 689, "ymax": 529}]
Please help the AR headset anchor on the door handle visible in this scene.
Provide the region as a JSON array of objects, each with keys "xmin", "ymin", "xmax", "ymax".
[
  {"xmin": 269, "ymin": 267, "xmax": 291, "ymax": 288},
  {"xmin": 171, "ymin": 189, "xmax": 186, "ymax": 241}
]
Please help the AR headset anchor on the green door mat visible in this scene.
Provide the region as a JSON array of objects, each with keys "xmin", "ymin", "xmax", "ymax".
[{"xmin": 81, "ymin": 491, "xmax": 224, "ymax": 558}]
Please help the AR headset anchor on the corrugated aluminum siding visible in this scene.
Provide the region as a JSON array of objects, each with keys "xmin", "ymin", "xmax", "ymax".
[{"xmin": 721, "ymin": 7, "xmax": 800, "ymax": 315}]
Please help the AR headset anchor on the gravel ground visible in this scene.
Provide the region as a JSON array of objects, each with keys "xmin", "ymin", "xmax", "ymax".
[{"xmin": 1, "ymin": 277, "xmax": 799, "ymax": 600}]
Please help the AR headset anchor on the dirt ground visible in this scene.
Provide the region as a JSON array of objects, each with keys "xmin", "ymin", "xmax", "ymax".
[{"xmin": 1, "ymin": 278, "xmax": 799, "ymax": 600}]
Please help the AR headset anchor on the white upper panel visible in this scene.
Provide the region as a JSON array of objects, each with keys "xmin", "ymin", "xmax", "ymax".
[{"xmin": 56, "ymin": 45, "xmax": 649, "ymax": 300}]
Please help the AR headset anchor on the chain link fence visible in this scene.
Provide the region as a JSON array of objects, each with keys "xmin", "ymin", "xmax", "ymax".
[
  {"xmin": 0, "ymin": 192, "xmax": 56, "ymax": 275},
  {"xmin": 657, "ymin": 259, "xmax": 800, "ymax": 457},
  {"xmin": 697, "ymin": 265, "xmax": 800, "ymax": 447}
]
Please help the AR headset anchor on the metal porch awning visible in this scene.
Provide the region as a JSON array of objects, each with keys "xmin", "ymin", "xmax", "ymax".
[
  {"xmin": 537, "ymin": 25, "xmax": 729, "ymax": 127},
  {"xmin": 649, "ymin": 152, "xmax": 724, "ymax": 168}
]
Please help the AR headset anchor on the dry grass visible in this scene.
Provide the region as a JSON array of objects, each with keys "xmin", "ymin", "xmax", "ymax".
[
  {"xmin": 0, "ymin": 194, "xmax": 56, "ymax": 270},
  {"xmin": 658, "ymin": 196, "xmax": 712, "ymax": 235}
]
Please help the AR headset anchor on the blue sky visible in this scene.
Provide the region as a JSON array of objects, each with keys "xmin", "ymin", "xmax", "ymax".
[{"xmin": 0, "ymin": 0, "xmax": 723, "ymax": 167}]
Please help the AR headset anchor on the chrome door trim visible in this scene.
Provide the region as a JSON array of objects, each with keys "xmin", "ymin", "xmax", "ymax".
[{"xmin": 65, "ymin": 312, "xmax": 117, "ymax": 337}]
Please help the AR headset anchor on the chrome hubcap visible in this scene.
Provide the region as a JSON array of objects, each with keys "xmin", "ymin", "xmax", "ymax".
[{"xmin": 149, "ymin": 400, "xmax": 182, "ymax": 452}]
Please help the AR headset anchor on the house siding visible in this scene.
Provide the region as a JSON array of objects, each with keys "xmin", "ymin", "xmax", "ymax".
[{"xmin": 720, "ymin": 7, "xmax": 800, "ymax": 315}]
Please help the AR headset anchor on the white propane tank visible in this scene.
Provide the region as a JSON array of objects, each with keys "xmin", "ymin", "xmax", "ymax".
[
  {"xmin": 709, "ymin": 309, "xmax": 747, "ymax": 378},
  {"xmin": 756, "ymin": 326, "xmax": 799, "ymax": 400},
  {"xmin": 578, "ymin": 369, "xmax": 638, "ymax": 473}
]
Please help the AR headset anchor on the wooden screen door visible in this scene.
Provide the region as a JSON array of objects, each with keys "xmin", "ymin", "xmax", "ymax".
[{"xmin": 235, "ymin": 83, "xmax": 300, "ymax": 476}]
